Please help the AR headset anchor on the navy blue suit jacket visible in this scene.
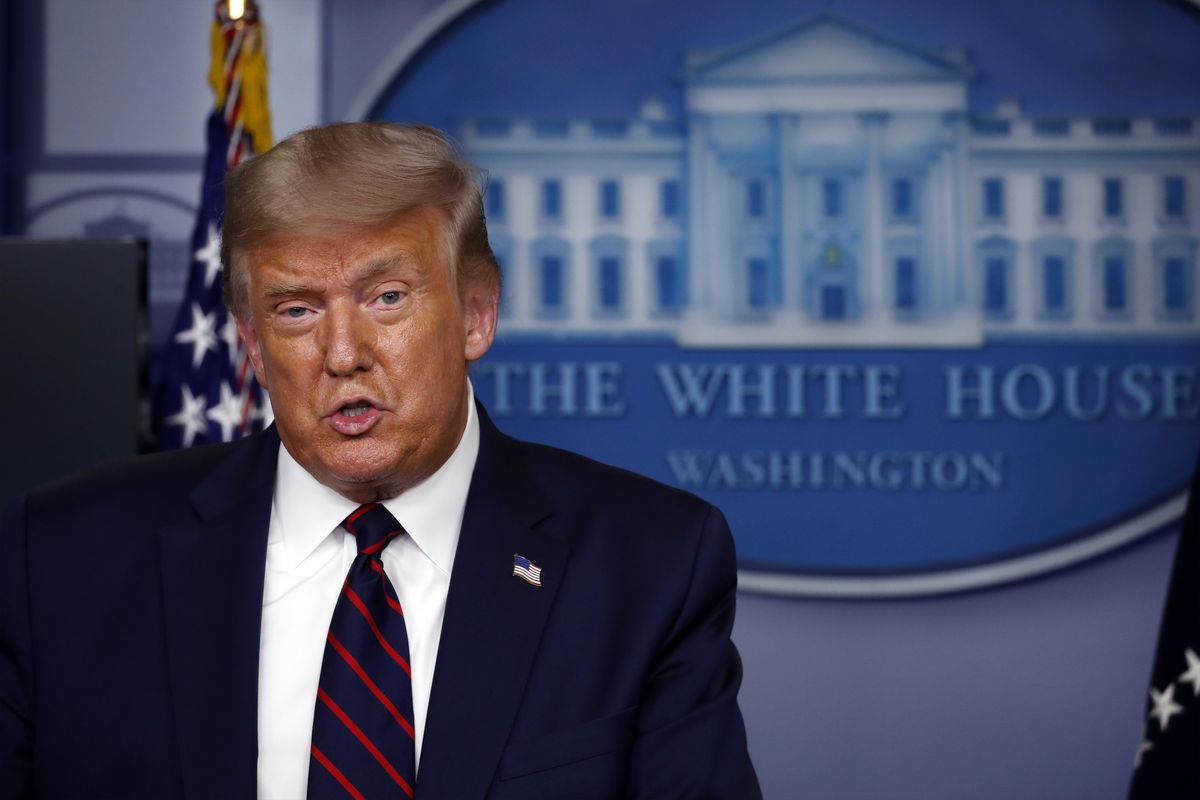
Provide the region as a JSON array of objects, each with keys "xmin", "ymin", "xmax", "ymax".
[{"xmin": 0, "ymin": 405, "xmax": 760, "ymax": 799}]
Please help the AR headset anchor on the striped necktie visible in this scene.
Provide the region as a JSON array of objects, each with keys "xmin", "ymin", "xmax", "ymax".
[{"xmin": 307, "ymin": 503, "xmax": 416, "ymax": 799}]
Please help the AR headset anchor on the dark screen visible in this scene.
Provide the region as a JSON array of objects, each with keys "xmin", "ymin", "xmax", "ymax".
[{"xmin": 0, "ymin": 239, "xmax": 145, "ymax": 509}]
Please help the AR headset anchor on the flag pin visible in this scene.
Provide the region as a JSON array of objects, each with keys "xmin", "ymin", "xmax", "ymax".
[{"xmin": 512, "ymin": 554, "xmax": 543, "ymax": 587}]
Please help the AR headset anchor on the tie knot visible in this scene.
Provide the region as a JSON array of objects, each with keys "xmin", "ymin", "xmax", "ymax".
[{"xmin": 341, "ymin": 503, "xmax": 405, "ymax": 557}]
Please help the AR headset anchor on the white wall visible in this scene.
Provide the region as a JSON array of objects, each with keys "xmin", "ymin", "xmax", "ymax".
[{"xmin": 43, "ymin": 0, "xmax": 320, "ymax": 156}]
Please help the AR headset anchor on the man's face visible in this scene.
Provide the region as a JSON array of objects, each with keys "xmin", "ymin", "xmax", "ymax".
[{"xmin": 236, "ymin": 206, "xmax": 497, "ymax": 502}]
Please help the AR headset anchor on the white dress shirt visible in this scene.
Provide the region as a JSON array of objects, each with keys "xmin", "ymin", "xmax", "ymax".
[{"xmin": 256, "ymin": 394, "xmax": 479, "ymax": 800}]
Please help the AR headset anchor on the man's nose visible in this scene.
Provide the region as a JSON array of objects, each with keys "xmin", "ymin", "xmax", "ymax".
[{"xmin": 321, "ymin": 302, "xmax": 374, "ymax": 375}]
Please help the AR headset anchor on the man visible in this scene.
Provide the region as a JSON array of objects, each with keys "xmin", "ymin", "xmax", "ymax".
[{"xmin": 0, "ymin": 122, "xmax": 761, "ymax": 799}]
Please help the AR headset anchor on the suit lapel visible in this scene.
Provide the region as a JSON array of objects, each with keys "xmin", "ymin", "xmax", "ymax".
[
  {"xmin": 158, "ymin": 427, "xmax": 278, "ymax": 800},
  {"xmin": 417, "ymin": 408, "xmax": 569, "ymax": 799}
]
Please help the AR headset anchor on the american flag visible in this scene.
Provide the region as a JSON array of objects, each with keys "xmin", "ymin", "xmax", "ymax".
[
  {"xmin": 153, "ymin": 1, "xmax": 272, "ymax": 450},
  {"xmin": 512, "ymin": 554, "xmax": 543, "ymax": 587},
  {"xmin": 1129, "ymin": 453, "xmax": 1200, "ymax": 797}
]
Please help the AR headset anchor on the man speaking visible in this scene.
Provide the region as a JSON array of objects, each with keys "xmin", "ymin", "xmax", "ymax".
[{"xmin": 0, "ymin": 123, "xmax": 761, "ymax": 799}]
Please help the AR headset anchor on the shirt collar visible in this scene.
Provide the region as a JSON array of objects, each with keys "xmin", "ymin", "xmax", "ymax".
[{"xmin": 270, "ymin": 382, "xmax": 480, "ymax": 576}]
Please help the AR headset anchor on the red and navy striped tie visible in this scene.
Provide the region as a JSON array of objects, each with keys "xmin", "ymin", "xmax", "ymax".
[{"xmin": 308, "ymin": 503, "xmax": 416, "ymax": 799}]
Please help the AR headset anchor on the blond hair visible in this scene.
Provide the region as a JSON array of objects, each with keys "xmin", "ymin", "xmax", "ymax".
[{"xmin": 221, "ymin": 122, "xmax": 499, "ymax": 316}]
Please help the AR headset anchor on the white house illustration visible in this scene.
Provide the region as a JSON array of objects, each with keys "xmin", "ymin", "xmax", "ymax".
[{"xmin": 461, "ymin": 13, "xmax": 1200, "ymax": 348}]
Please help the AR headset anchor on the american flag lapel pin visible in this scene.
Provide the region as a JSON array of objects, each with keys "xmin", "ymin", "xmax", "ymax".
[{"xmin": 512, "ymin": 553, "xmax": 543, "ymax": 587}]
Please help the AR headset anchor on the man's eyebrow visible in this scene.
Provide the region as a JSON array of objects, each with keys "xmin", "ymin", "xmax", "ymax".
[
  {"xmin": 261, "ymin": 281, "xmax": 313, "ymax": 301},
  {"xmin": 259, "ymin": 253, "xmax": 416, "ymax": 301},
  {"xmin": 348, "ymin": 251, "xmax": 415, "ymax": 283}
]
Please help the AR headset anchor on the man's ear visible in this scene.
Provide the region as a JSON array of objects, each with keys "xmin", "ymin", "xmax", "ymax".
[
  {"xmin": 235, "ymin": 313, "xmax": 270, "ymax": 390},
  {"xmin": 461, "ymin": 274, "xmax": 499, "ymax": 363}
]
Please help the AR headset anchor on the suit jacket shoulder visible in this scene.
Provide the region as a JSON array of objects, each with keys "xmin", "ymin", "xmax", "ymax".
[
  {"xmin": 21, "ymin": 429, "xmax": 275, "ymax": 531},
  {"xmin": 0, "ymin": 429, "xmax": 279, "ymax": 800},
  {"xmin": 421, "ymin": 410, "xmax": 760, "ymax": 799}
]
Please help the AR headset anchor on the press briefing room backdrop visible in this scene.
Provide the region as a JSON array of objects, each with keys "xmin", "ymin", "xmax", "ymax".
[{"xmin": 2, "ymin": 1, "xmax": 1199, "ymax": 797}]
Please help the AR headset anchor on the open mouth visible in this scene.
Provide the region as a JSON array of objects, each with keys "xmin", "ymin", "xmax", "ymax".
[
  {"xmin": 328, "ymin": 399, "xmax": 382, "ymax": 434},
  {"xmin": 340, "ymin": 400, "xmax": 372, "ymax": 418}
]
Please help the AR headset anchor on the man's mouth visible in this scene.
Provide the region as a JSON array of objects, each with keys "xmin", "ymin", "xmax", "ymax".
[
  {"xmin": 327, "ymin": 399, "xmax": 382, "ymax": 434},
  {"xmin": 340, "ymin": 401, "xmax": 372, "ymax": 418}
]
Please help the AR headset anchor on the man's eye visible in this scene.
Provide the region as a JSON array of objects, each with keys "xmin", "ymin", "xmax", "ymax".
[
  {"xmin": 285, "ymin": 307, "xmax": 309, "ymax": 318},
  {"xmin": 380, "ymin": 290, "xmax": 403, "ymax": 305}
]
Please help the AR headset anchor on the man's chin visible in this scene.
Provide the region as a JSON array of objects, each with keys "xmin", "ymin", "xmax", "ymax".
[{"xmin": 319, "ymin": 464, "xmax": 403, "ymax": 501}]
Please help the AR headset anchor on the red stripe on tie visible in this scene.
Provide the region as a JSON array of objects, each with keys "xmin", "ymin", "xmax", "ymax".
[
  {"xmin": 327, "ymin": 632, "xmax": 415, "ymax": 739},
  {"xmin": 361, "ymin": 530, "xmax": 402, "ymax": 555},
  {"xmin": 382, "ymin": 585, "xmax": 404, "ymax": 617},
  {"xmin": 343, "ymin": 584, "xmax": 411, "ymax": 676},
  {"xmin": 310, "ymin": 745, "xmax": 367, "ymax": 800},
  {"xmin": 317, "ymin": 688, "xmax": 414, "ymax": 798},
  {"xmin": 344, "ymin": 504, "xmax": 377, "ymax": 533},
  {"xmin": 368, "ymin": 561, "xmax": 406, "ymax": 615}
]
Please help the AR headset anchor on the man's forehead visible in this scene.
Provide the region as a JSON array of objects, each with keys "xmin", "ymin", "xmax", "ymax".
[{"xmin": 247, "ymin": 224, "xmax": 444, "ymax": 280}]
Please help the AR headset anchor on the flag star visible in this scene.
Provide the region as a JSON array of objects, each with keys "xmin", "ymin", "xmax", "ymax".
[
  {"xmin": 195, "ymin": 222, "xmax": 223, "ymax": 289},
  {"xmin": 1149, "ymin": 684, "xmax": 1184, "ymax": 731},
  {"xmin": 165, "ymin": 385, "xmax": 208, "ymax": 448},
  {"xmin": 219, "ymin": 313, "xmax": 240, "ymax": 365},
  {"xmin": 207, "ymin": 381, "xmax": 245, "ymax": 442},
  {"xmin": 174, "ymin": 303, "xmax": 218, "ymax": 368},
  {"xmin": 1179, "ymin": 649, "xmax": 1200, "ymax": 695},
  {"xmin": 1134, "ymin": 738, "xmax": 1153, "ymax": 768}
]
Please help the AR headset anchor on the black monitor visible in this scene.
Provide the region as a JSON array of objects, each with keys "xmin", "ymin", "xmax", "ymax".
[{"xmin": 0, "ymin": 238, "xmax": 146, "ymax": 510}]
